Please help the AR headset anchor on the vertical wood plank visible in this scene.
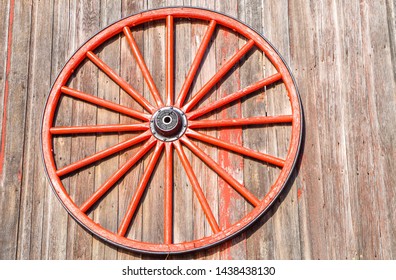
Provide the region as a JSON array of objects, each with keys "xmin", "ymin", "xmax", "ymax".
[
  {"xmin": 215, "ymin": 0, "xmax": 246, "ymax": 260},
  {"xmin": 387, "ymin": 0, "xmax": 396, "ymax": 84},
  {"xmin": 288, "ymin": 0, "xmax": 327, "ymax": 259},
  {"xmin": 49, "ymin": 0, "xmax": 79, "ymax": 258},
  {"xmin": 66, "ymin": 0, "xmax": 100, "ymax": 260},
  {"xmin": 141, "ymin": 0, "xmax": 166, "ymax": 260},
  {"xmin": 0, "ymin": 0, "xmax": 32, "ymax": 260},
  {"xmin": 59, "ymin": 0, "xmax": 82, "ymax": 260},
  {"xmin": 242, "ymin": 0, "xmax": 275, "ymax": 260},
  {"xmin": 43, "ymin": 0, "xmax": 74, "ymax": 260},
  {"xmin": 302, "ymin": 0, "xmax": 357, "ymax": 259},
  {"xmin": 354, "ymin": 0, "xmax": 395, "ymax": 259},
  {"xmin": 167, "ymin": 0, "xmax": 194, "ymax": 260},
  {"xmin": 264, "ymin": 0, "xmax": 301, "ymax": 260},
  {"xmin": 116, "ymin": 0, "xmax": 146, "ymax": 261},
  {"xmin": 382, "ymin": 0, "xmax": 396, "ymax": 258},
  {"xmin": 17, "ymin": 0, "xmax": 68, "ymax": 260},
  {"xmin": 190, "ymin": 1, "xmax": 220, "ymax": 259},
  {"xmin": 0, "ymin": 0, "xmax": 10, "ymax": 143},
  {"xmin": 0, "ymin": 0, "xmax": 13, "ymax": 258},
  {"xmin": 317, "ymin": 0, "xmax": 375, "ymax": 260},
  {"xmin": 189, "ymin": 0, "xmax": 218, "ymax": 260},
  {"xmin": 43, "ymin": 0, "xmax": 73, "ymax": 261},
  {"xmin": 90, "ymin": 0, "xmax": 121, "ymax": 260}
]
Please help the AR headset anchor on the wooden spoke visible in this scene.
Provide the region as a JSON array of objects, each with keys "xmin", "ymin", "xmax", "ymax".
[
  {"xmin": 61, "ymin": 86, "xmax": 150, "ymax": 121},
  {"xmin": 123, "ymin": 27, "xmax": 164, "ymax": 108},
  {"xmin": 189, "ymin": 115, "xmax": 293, "ymax": 129},
  {"xmin": 164, "ymin": 142, "xmax": 173, "ymax": 244},
  {"xmin": 86, "ymin": 51, "xmax": 156, "ymax": 113},
  {"xmin": 50, "ymin": 123, "xmax": 149, "ymax": 135},
  {"xmin": 175, "ymin": 20, "xmax": 217, "ymax": 107},
  {"xmin": 182, "ymin": 39, "xmax": 255, "ymax": 113},
  {"xmin": 186, "ymin": 129, "xmax": 285, "ymax": 168},
  {"xmin": 118, "ymin": 141, "xmax": 164, "ymax": 237},
  {"xmin": 187, "ymin": 73, "xmax": 283, "ymax": 120},
  {"xmin": 166, "ymin": 16, "xmax": 174, "ymax": 106},
  {"xmin": 174, "ymin": 141, "xmax": 220, "ymax": 234},
  {"xmin": 180, "ymin": 136, "xmax": 260, "ymax": 207},
  {"xmin": 56, "ymin": 130, "xmax": 152, "ymax": 177},
  {"xmin": 79, "ymin": 137, "xmax": 157, "ymax": 213}
]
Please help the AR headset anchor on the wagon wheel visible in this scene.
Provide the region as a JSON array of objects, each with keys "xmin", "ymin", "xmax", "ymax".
[{"xmin": 42, "ymin": 7, "xmax": 302, "ymax": 254}]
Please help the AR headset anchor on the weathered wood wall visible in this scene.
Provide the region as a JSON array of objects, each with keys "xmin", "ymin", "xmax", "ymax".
[{"xmin": 0, "ymin": 0, "xmax": 395, "ymax": 260}]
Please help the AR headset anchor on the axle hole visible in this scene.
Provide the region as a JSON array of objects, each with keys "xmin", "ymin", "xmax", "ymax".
[{"xmin": 163, "ymin": 116, "xmax": 172, "ymax": 124}]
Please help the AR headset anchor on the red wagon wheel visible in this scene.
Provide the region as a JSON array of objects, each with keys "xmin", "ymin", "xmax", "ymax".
[{"xmin": 42, "ymin": 7, "xmax": 302, "ymax": 254}]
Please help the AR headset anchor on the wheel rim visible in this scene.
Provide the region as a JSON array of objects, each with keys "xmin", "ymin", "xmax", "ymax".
[{"xmin": 42, "ymin": 7, "xmax": 303, "ymax": 254}]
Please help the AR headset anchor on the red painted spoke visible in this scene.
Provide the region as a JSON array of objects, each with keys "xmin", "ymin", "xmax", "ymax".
[
  {"xmin": 175, "ymin": 20, "xmax": 217, "ymax": 107},
  {"xmin": 56, "ymin": 131, "xmax": 152, "ymax": 177},
  {"xmin": 86, "ymin": 51, "xmax": 156, "ymax": 113},
  {"xmin": 61, "ymin": 86, "xmax": 150, "ymax": 121},
  {"xmin": 123, "ymin": 27, "xmax": 164, "ymax": 108},
  {"xmin": 182, "ymin": 39, "xmax": 255, "ymax": 113},
  {"xmin": 181, "ymin": 136, "xmax": 260, "ymax": 207},
  {"xmin": 186, "ymin": 129, "xmax": 285, "ymax": 168},
  {"xmin": 174, "ymin": 141, "xmax": 220, "ymax": 234},
  {"xmin": 80, "ymin": 137, "xmax": 157, "ymax": 213},
  {"xmin": 189, "ymin": 115, "xmax": 292, "ymax": 129},
  {"xmin": 164, "ymin": 142, "xmax": 173, "ymax": 244},
  {"xmin": 166, "ymin": 16, "xmax": 174, "ymax": 106},
  {"xmin": 187, "ymin": 73, "xmax": 282, "ymax": 120},
  {"xmin": 118, "ymin": 141, "xmax": 164, "ymax": 236},
  {"xmin": 50, "ymin": 123, "xmax": 149, "ymax": 135}
]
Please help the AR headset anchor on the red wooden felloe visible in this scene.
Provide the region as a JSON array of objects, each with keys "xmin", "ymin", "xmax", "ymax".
[{"xmin": 42, "ymin": 7, "xmax": 303, "ymax": 254}]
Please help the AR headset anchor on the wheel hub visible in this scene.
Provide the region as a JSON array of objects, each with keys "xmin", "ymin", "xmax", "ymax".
[{"xmin": 150, "ymin": 107, "xmax": 187, "ymax": 141}]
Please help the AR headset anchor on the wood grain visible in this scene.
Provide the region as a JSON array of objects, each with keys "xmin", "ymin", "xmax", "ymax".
[
  {"xmin": 214, "ymin": 0, "xmax": 246, "ymax": 260},
  {"xmin": 242, "ymin": 0, "xmax": 276, "ymax": 260},
  {"xmin": 167, "ymin": 0, "xmax": 194, "ymax": 259},
  {"xmin": 66, "ymin": 0, "xmax": 100, "ymax": 260},
  {"xmin": 91, "ymin": 0, "xmax": 121, "ymax": 260},
  {"xmin": 0, "ymin": 0, "xmax": 31, "ymax": 260},
  {"xmin": 288, "ymin": 0, "xmax": 328, "ymax": 260},
  {"xmin": 116, "ymin": 0, "xmax": 147, "ymax": 261},
  {"xmin": 48, "ymin": 0, "xmax": 75, "ymax": 260},
  {"xmin": 0, "ymin": 0, "xmax": 10, "ymax": 153},
  {"xmin": 187, "ymin": 0, "xmax": 218, "ymax": 261},
  {"xmin": 264, "ymin": 0, "xmax": 301, "ymax": 260},
  {"xmin": 141, "ymin": 0, "xmax": 166, "ymax": 261},
  {"xmin": 17, "ymin": 0, "xmax": 69, "ymax": 260}
]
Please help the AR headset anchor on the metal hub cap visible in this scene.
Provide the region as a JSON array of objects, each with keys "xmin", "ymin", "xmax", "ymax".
[{"xmin": 150, "ymin": 107, "xmax": 187, "ymax": 141}]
